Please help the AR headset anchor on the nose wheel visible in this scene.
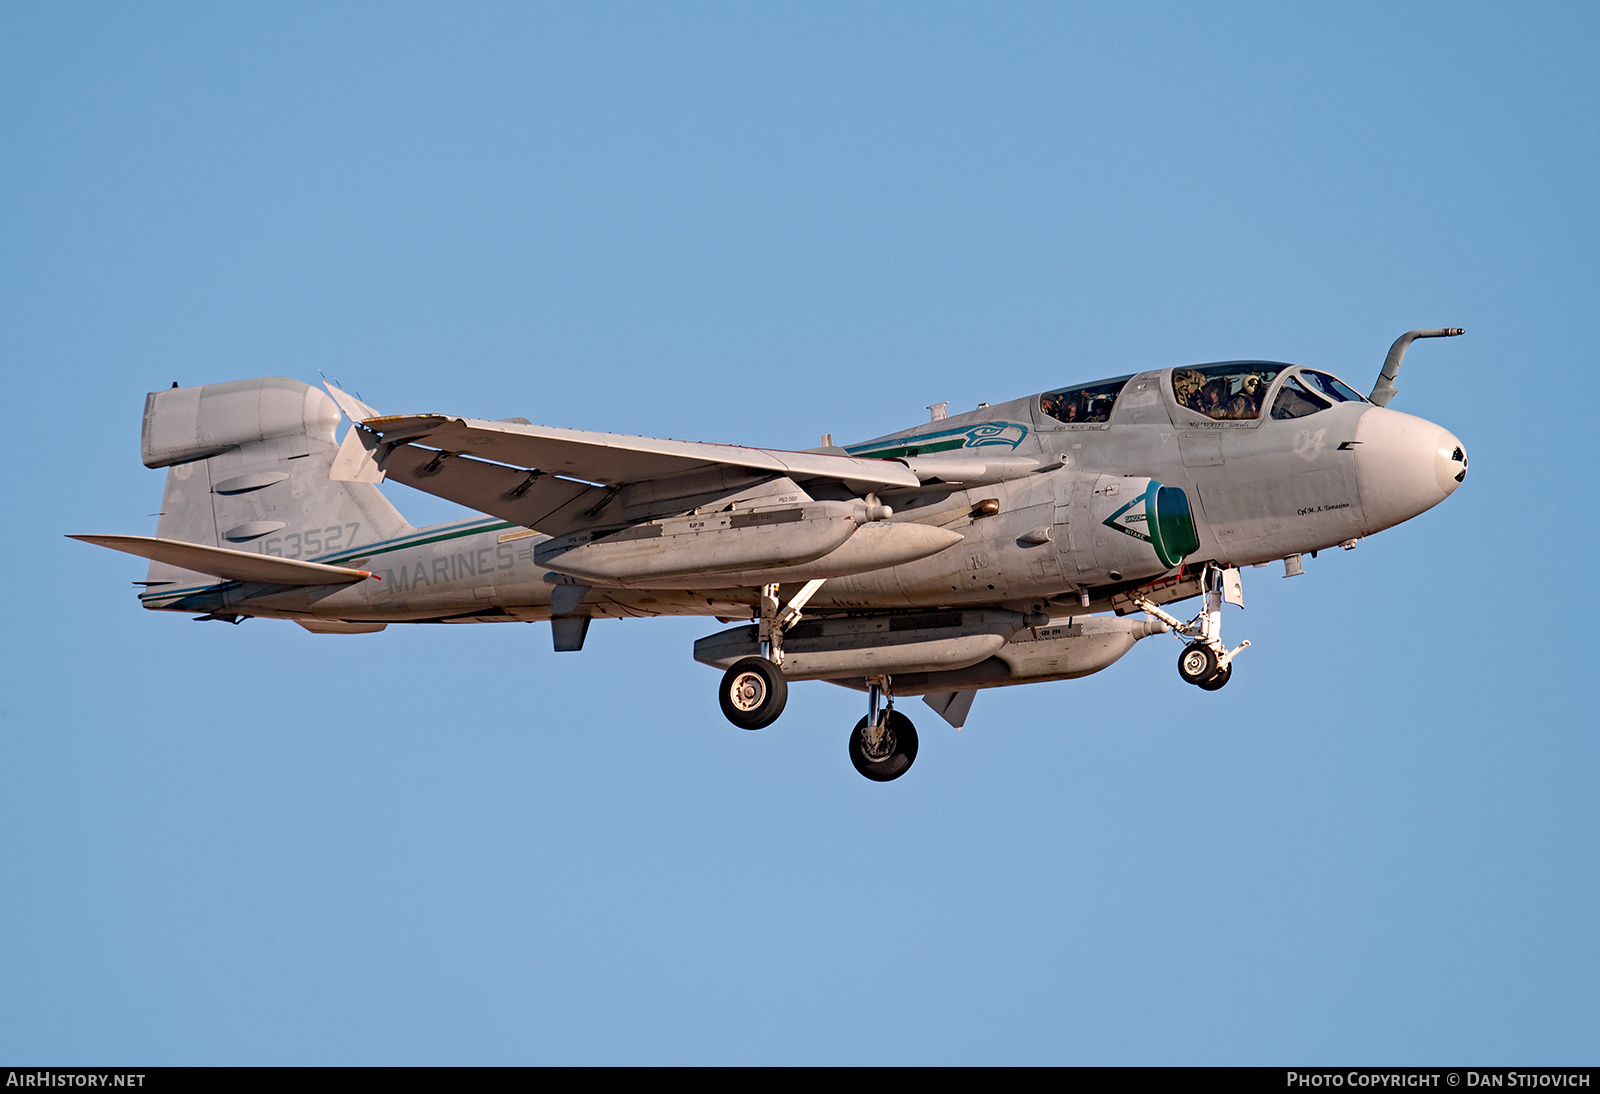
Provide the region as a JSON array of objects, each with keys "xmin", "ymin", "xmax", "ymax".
[
  {"xmin": 1138, "ymin": 564, "xmax": 1249, "ymax": 691},
  {"xmin": 1177, "ymin": 641, "xmax": 1218, "ymax": 685}
]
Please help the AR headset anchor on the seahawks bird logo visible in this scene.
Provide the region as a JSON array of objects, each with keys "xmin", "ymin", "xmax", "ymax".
[{"xmin": 846, "ymin": 422, "xmax": 1029, "ymax": 459}]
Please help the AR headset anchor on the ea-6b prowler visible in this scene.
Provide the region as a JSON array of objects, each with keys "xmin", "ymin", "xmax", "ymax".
[{"xmin": 75, "ymin": 329, "xmax": 1468, "ymax": 781}]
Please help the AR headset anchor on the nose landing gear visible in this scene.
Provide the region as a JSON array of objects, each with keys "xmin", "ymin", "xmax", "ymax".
[
  {"xmin": 1196, "ymin": 661, "xmax": 1233, "ymax": 691},
  {"xmin": 1177, "ymin": 641, "xmax": 1218, "ymax": 685},
  {"xmin": 1137, "ymin": 563, "xmax": 1250, "ymax": 691}
]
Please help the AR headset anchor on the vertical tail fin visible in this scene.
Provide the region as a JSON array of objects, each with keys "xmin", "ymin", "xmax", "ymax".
[{"xmin": 142, "ymin": 377, "xmax": 412, "ymax": 588}]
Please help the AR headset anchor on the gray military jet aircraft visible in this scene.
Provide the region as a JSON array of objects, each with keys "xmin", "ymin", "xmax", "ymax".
[{"xmin": 74, "ymin": 329, "xmax": 1468, "ymax": 781}]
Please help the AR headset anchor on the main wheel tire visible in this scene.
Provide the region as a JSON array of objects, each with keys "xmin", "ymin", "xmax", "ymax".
[
  {"xmin": 849, "ymin": 710, "xmax": 919, "ymax": 782},
  {"xmin": 1197, "ymin": 662, "xmax": 1232, "ymax": 691},
  {"xmin": 1177, "ymin": 641, "xmax": 1219, "ymax": 685},
  {"xmin": 719, "ymin": 657, "xmax": 788, "ymax": 730}
]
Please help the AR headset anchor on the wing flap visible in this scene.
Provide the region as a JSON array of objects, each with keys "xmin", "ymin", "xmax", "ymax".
[
  {"xmin": 69, "ymin": 535, "xmax": 376, "ymax": 586},
  {"xmin": 380, "ymin": 445, "xmax": 604, "ymax": 537}
]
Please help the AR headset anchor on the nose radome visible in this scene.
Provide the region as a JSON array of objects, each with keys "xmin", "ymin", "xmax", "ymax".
[
  {"xmin": 1352, "ymin": 407, "xmax": 1467, "ymax": 535},
  {"xmin": 1436, "ymin": 434, "xmax": 1468, "ymax": 493}
]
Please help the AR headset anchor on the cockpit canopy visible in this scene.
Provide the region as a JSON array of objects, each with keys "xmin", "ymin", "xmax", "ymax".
[
  {"xmin": 1268, "ymin": 369, "xmax": 1368, "ymax": 420},
  {"xmin": 1172, "ymin": 363, "xmax": 1283, "ymax": 420},
  {"xmin": 1173, "ymin": 362, "xmax": 1368, "ymax": 422},
  {"xmin": 1039, "ymin": 375, "xmax": 1133, "ymax": 424},
  {"xmin": 1038, "ymin": 363, "xmax": 1369, "ymax": 426}
]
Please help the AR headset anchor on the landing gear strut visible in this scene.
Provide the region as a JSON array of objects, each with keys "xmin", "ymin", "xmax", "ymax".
[
  {"xmin": 1136, "ymin": 563, "xmax": 1249, "ymax": 690},
  {"xmin": 849, "ymin": 675, "xmax": 918, "ymax": 781},
  {"xmin": 717, "ymin": 580, "xmax": 825, "ymax": 730}
]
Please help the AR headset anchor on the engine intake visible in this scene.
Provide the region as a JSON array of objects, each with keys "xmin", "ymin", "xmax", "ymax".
[{"xmin": 1058, "ymin": 474, "xmax": 1199, "ymax": 585}]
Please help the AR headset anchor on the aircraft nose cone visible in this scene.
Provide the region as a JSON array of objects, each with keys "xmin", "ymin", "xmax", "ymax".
[{"xmin": 1352, "ymin": 407, "xmax": 1467, "ymax": 535}]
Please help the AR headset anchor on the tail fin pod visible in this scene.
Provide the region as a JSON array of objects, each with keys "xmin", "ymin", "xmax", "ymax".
[{"xmin": 142, "ymin": 378, "xmax": 411, "ymax": 587}]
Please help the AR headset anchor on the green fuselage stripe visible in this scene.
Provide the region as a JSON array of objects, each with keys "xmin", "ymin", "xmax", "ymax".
[{"xmin": 139, "ymin": 517, "xmax": 519, "ymax": 602}]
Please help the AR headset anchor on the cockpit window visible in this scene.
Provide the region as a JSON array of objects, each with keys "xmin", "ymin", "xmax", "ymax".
[
  {"xmin": 1172, "ymin": 363, "xmax": 1281, "ymax": 421},
  {"xmin": 1270, "ymin": 376, "xmax": 1331, "ymax": 420},
  {"xmin": 1300, "ymin": 370, "xmax": 1367, "ymax": 404},
  {"xmin": 1039, "ymin": 375, "xmax": 1132, "ymax": 424}
]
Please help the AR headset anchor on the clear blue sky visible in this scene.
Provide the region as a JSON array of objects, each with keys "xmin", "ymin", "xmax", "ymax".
[{"xmin": 2, "ymin": 2, "xmax": 1596, "ymax": 1064}]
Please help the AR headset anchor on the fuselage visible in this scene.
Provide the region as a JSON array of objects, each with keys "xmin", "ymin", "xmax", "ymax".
[
  {"xmin": 818, "ymin": 361, "xmax": 1465, "ymax": 610},
  {"xmin": 141, "ymin": 361, "xmax": 1465, "ymax": 626}
]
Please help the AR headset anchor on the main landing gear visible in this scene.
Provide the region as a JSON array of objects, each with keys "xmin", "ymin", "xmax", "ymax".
[
  {"xmin": 715, "ymin": 581, "xmax": 917, "ymax": 781},
  {"xmin": 719, "ymin": 656, "xmax": 787, "ymax": 729},
  {"xmin": 850, "ymin": 675, "xmax": 917, "ymax": 781},
  {"xmin": 1136, "ymin": 563, "xmax": 1249, "ymax": 691},
  {"xmin": 717, "ymin": 579, "xmax": 822, "ymax": 731}
]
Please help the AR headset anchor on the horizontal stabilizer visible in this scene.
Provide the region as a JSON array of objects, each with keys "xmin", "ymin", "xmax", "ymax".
[{"xmin": 68, "ymin": 534, "xmax": 377, "ymax": 586}]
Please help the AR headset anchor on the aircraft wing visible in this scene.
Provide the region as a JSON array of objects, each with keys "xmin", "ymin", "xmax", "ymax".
[
  {"xmin": 361, "ymin": 415, "xmax": 921, "ymax": 489},
  {"xmin": 350, "ymin": 414, "xmax": 921, "ymax": 537}
]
